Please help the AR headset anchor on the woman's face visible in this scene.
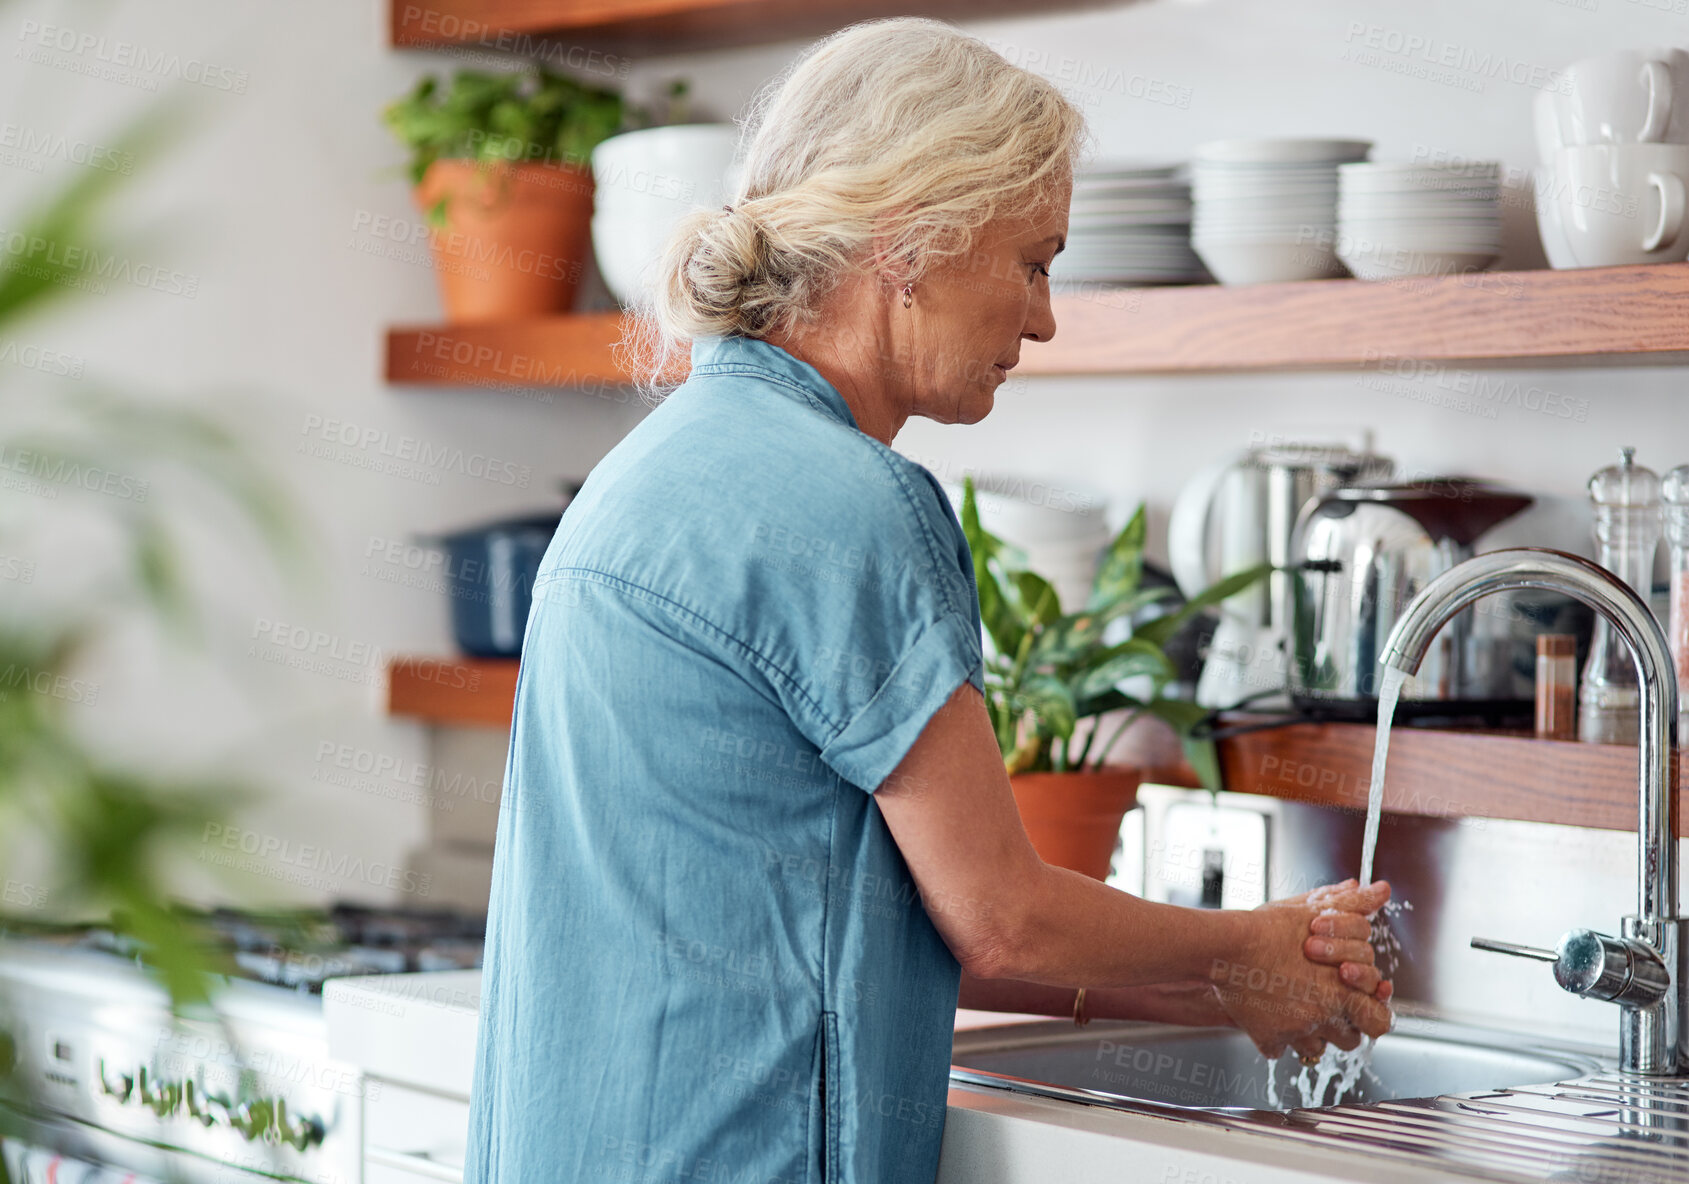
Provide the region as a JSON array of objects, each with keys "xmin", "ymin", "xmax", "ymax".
[{"xmin": 902, "ymin": 170, "xmax": 1071, "ymax": 427}]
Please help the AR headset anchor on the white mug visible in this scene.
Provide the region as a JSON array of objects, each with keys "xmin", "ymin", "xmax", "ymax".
[
  {"xmin": 1553, "ymin": 143, "xmax": 1689, "ymax": 266},
  {"xmin": 1546, "ymin": 48, "xmax": 1689, "ymax": 152}
]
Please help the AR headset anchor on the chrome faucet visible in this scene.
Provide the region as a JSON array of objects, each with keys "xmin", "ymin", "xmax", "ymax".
[{"xmin": 1378, "ymin": 548, "xmax": 1683, "ymax": 1076}]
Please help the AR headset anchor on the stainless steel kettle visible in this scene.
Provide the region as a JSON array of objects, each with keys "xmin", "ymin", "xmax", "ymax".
[
  {"xmin": 1289, "ymin": 480, "xmax": 1534, "ymax": 706},
  {"xmin": 1169, "ymin": 440, "xmax": 1391, "ymax": 708}
]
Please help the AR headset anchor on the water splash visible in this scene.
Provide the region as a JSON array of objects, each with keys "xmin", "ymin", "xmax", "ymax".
[
  {"xmin": 1359, "ymin": 666, "xmax": 1408, "ymax": 888},
  {"xmin": 1264, "ymin": 899, "xmax": 1413, "ymax": 1109}
]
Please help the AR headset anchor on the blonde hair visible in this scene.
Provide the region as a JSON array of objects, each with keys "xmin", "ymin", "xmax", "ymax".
[{"xmin": 621, "ymin": 17, "xmax": 1088, "ymax": 400}]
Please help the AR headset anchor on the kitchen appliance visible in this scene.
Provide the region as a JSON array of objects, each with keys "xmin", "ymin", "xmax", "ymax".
[
  {"xmin": 422, "ymin": 482, "xmax": 578, "ymax": 659},
  {"xmin": 1288, "ymin": 479, "xmax": 1534, "ymax": 712},
  {"xmin": 1170, "ymin": 439, "xmax": 1392, "ymax": 709},
  {"xmin": 0, "ymin": 904, "xmax": 484, "ymax": 1183}
]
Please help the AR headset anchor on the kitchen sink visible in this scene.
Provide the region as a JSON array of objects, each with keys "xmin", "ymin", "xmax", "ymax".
[{"xmin": 950, "ymin": 1017, "xmax": 1608, "ymax": 1113}]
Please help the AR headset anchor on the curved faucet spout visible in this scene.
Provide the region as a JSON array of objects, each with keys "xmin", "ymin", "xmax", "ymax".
[
  {"xmin": 1379, "ymin": 547, "xmax": 1683, "ymax": 1075},
  {"xmin": 1379, "ymin": 547, "xmax": 1678, "ymax": 921}
]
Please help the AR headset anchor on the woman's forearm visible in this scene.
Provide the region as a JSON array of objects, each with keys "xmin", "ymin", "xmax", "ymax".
[
  {"xmin": 958, "ymin": 970, "xmax": 1232, "ymax": 1027},
  {"xmin": 976, "ymin": 861, "xmax": 1254, "ymax": 989}
]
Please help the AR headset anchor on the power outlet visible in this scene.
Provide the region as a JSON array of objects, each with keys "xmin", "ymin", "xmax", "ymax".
[{"xmin": 1136, "ymin": 784, "xmax": 1278, "ymax": 910}]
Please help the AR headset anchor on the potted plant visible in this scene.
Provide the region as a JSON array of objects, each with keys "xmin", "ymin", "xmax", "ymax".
[
  {"xmin": 961, "ymin": 476, "xmax": 1268, "ymax": 879},
  {"xmin": 382, "ymin": 66, "xmax": 624, "ymax": 321}
]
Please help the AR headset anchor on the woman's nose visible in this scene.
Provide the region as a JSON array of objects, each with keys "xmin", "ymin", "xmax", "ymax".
[{"xmin": 1022, "ymin": 288, "xmax": 1057, "ymax": 345}]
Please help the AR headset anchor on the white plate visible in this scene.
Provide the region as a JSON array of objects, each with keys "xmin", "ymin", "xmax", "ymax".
[
  {"xmin": 1067, "ymin": 197, "xmax": 1194, "ymax": 213},
  {"xmin": 1077, "ymin": 160, "xmax": 1182, "ymax": 178}
]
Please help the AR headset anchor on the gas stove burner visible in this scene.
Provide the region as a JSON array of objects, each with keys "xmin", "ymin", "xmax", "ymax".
[{"xmin": 0, "ymin": 901, "xmax": 486, "ymax": 993}]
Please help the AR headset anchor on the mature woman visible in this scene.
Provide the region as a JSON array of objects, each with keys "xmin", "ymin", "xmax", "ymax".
[{"xmin": 466, "ymin": 18, "xmax": 1391, "ymax": 1184}]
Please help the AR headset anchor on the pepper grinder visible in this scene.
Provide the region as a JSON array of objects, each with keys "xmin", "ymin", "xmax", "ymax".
[
  {"xmin": 1579, "ymin": 447, "xmax": 1661, "ymax": 745},
  {"xmin": 1664, "ymin": 463, "xmax": 1689, "ymax": 737}
]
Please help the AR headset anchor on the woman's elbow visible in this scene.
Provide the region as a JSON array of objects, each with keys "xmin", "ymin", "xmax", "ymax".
[{"xmin": 947, "ymin": 903, "xmax": 1038, "ymax": 981}]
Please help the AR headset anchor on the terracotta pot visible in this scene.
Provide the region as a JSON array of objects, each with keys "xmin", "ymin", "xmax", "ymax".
[
  {"xmin": 413, "ymin": 159, "xmax": 595, "ymax": 322},
  {"xmin": 1010, "ymin": 769, "xmax": 1141, "ymax": 880}
]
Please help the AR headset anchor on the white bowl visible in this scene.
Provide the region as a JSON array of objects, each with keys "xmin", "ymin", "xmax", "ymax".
[
  {"xmin": 1338, "ymin": 175, "xmax": 1501, "ymax": 194},
  {"xmin": 1338, "ymin": 161, "xmax": 1501, "ymax": 179},
  {"xmin": 1194, "ymin": 138, "xmax": 1372, "ymax": 165},
  {"xmin": 1192, "ymin": 237, "xmax": 1347, "ymax": 283},
  {"xmin": 1337, "ymin": 244, "xmax": 1499, "ymax": 279},
  {"xmin": 591, "ymin": 214, "xmax": 683, "ymax": 305},
  {"xmin": 592, "ymin": 123, "xmax": 739, "ymax": 211},
  {"xmin": 1339, "ymin": 193, "xmax": 1500, "ymax": 210},
  {"xmin": 943, "ymin": 474, "xmax": 1112, "ymax": 546}
]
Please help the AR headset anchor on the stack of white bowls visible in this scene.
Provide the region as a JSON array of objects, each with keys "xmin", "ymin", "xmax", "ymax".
[
  {"xmin": 1054, "ymin": 162, "xmax": 1208, "ymax": 288},
  {"xmin": 590, "ymin": 124, "xmax": 740, "ymax": 306},
  {"xmin": 1534, "ymin": 47, "xmax": 1689, "ymax": 268},
  {"xmin": 1335, "ymin": 162, "xmax": 1502, "ymax": 280},
  {"xmin": 942, "ymin": 472, "xmax": 1112, "ymax": 635},
  {"xmin": 1190, "ymin": 138, "xmax": 1372, "ymax": 284}
]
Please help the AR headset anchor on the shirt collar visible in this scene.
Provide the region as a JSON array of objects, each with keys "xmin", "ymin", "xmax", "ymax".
[{"xmin": 688, "ymin": 335, "xmax": 860, "ymax": 432}]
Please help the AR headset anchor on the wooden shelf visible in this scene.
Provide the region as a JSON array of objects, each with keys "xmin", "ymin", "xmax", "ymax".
[
  {"xmin": 390, "ymin": 0, "xmax": 1121, "ymax": 54},
  {"xmin": 1217, "ymin": 720, "xmax": 1684, "ymax": 836},
  {"xmin": 383, "ymin": 663, "xmax": 1679, "ymax": 838},
  {"xmin": 387, "ymin": 263, "xmax": 1689, "ymax": 388},
  {"xmin": 388, "ymin": 657, "xmax": 519, "ymax": 727}
]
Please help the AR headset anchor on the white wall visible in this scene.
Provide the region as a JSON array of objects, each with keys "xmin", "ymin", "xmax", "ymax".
[
  {"xmin": 0, "ymin": 0, "xmax": 642, "ymax": 909},
  {"xmin": 4, "ymin": 0, "xmax": 1686, "ymax": 911},
  {"xmin": 633, "ymin": 0, "xmax": 1689, "ymax": 545}
]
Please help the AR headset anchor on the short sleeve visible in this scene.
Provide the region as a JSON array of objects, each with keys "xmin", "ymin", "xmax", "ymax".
[
  {"xmin": 816, "ymin": 609, "xmax": 984, "ymax": 792},
  {"xmin": 770, "ymin": 461, "xmax": 985, "ymax": 793}
]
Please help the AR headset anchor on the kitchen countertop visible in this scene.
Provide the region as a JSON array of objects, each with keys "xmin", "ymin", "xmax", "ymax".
[
  {"xmin": 322, "ymin": 971, "xmax": 1473, "ymax": 1183},
  {"xmin": 323, "ymin": 969, "xmax": 1043, "ymax": 1096}
]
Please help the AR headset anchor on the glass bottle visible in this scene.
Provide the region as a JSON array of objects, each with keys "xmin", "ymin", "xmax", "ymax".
[
  {"xmin": 1664, "ymin": 464, "xmax": 1689, "ymax": 736},
  {"xmin": 1579, "ymin": 447, "xmax": 1661, "ymax": 744}
]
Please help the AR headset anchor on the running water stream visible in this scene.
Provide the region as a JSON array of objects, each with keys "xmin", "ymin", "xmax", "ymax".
[
  {"xmin": 1270, "ymin": 666, "xmax": 1409, "ymax": 1109},
  {"xmin": 1360, "ymin": 666, "xmax": 1408, "ymax": 888}
]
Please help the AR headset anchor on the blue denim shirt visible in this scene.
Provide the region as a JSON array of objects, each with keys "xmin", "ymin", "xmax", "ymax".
[{"xmin": 465, "ymin": 334, "xmax": 986, "ymax": 1184}]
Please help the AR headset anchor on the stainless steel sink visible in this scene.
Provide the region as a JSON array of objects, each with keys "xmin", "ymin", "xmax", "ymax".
[{"xmin": 951, "ymin": 1017, "xmax": 1608, "ymax": 1113}]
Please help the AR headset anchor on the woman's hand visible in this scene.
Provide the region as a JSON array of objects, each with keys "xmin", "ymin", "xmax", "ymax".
[{"xmin": 1208, "ymin": 880, "xmax": 1393, "ymax": 1060}]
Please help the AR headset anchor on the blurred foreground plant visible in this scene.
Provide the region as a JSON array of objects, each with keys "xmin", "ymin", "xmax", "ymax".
[{"xmin": 0, "ymin": 110, "xmax": 307, "ymax": 1010}]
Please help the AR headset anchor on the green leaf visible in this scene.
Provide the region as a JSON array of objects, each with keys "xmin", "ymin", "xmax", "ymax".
[
  {"xmin": 1135, "ymin": 562, "xmax": 1271, "ymax": 648},
  {"xmin": 1181, "ymin": 734, "xmax": 1222, "ymax": 792},
  {"xmin": 1009, "ymin": 569, "xmax": 1061, "ymax": 628},
  {"xmin": 1014, "ymin": 674, "xmax": 1076, "ymax": 741},
  {"xmin": 381, "ymin": 64, "xmax": 625, "ymax": 197},
  {"xmin": 1087, "ymin": 503, "xmax": 1147, "ymax": 610},
  {"xmin": 1029, "ymin": 586, "xmax": 1176, "ymax": 668},
  {"xmin": 1072, "ymin": 638, "xmax": 1176, "ymax": 701},
  {"xmin": 1143, "ymin": 697, "xmax": 1210, "ymax": 736},
  {"xmin": 975, "ymin": 561, "xmax": 1025, "ymax": 662}
]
